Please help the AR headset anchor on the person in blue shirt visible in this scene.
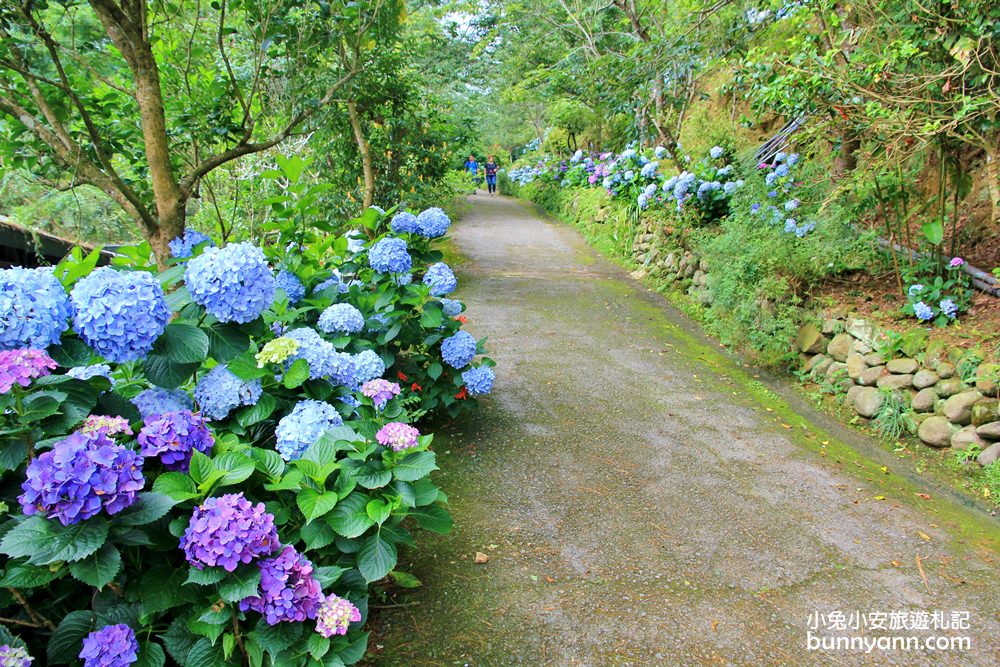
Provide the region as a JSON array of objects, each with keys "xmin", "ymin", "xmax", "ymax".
[{"xmin": 464, "ymin": 155, "xmax": 481, "ymax": 191}]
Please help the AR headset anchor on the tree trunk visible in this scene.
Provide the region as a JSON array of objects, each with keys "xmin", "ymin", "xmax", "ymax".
[
  {"xmin": 347, "ymin": 101, "xmax": 374, "ymax": 210},
  {"xmin": 986, "ymin": 133, "xmax": 1000, "ymax": 227},
  {"xmin": 832, "ymin": 131, "xmax": 860, "ymax": 178}
]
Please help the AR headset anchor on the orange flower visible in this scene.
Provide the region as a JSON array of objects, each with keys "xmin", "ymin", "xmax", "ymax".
[
  {"xmin": 456, "ymin": 315, "xmax": 468, "ymax": 324},
  {"xmin": 411, "ymin": 382, "xmax": 422, "ymax": 392},
  {"xmin": 455, "ymin": 387, "xmax": 468, "ymax": 400},
  {"xmin": 397, "ymin": 371, "xmax": 409, "ymax": 381}
]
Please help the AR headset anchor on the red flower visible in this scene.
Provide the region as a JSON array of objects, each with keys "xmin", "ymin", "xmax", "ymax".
[
  {"xmin": 455, "ymin": 386, "xmax": 468, "ymax": 400},
  {"xmin": 397, "ymin": 371, "xmax": 409, "ymax": 381},
  {"xmin": 411, "ymin": 382, "xmax": 422, "ymax": 392},
  {"xmin": 455, "ymin": 315, "xmax": 468, "ymax": 325}
]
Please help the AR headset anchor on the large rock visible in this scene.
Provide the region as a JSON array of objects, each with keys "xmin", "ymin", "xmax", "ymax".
[
  {"xmin": 846, "ymin": 353, "xmax": 868, "ymax": 380},
  {"xmin": 795, "ymin": 322, "xmax": 825, "ymax": 354},
  {"xmin": 936, "ymin": 378, "xmax": 967, "ymax": 397},
  {"xmin": 971, "ymin": 398, "xmax": 1000, "ymax": 426},
  {"xmin": 918, "ymin": 416, "xmax": 958, "ymax": 448},
  {"xmin": 951, "ymin": 425, "xmax": 988, "ymax": 451},
  {"xmin": 811, "ymin": 356, "xmax": 834, "ymax": 378},
  {"xmin": 912, "ymin": 369, "xmax": 940, "ymax": 389},
  {"xmin": 978, "ymin": 442, "xmax": 1000, "ymax": 467},
  {"xmin": 846, "ymin": 318, "xmax": 877, "ymax": 347},
  {"xmin": 804, "ymin": 353, "xmax": 827, "ymax": 373},
  {"xmin": 845, "ymin": 385, "xmax": 864, "ymax": 407},
  {"xmin": 849, "ymin": 339, "xmax": 873, "ymax": 356},
  {"xmin": 975, "ymin": 362, "xmax": 1000, "ymax": 397},
  {"xmin": 863, "ymin": 352, "xmax": 884, "ymax": 366},
  {"xmin": 924, "ymin": 339, "xmax": 949, "ymax": 369},
  {"xmin": 858, "ymin": 365, "xmax": 886, "ymax": 387},
  {"xmin": 975, "ymin": 421, "xmax": 1000, "ymax": 440},
  {"xmin": 942, "ymin": 390, "xmax": 983, "ymax": 425},
  {"xmin": 853, "ymin": 387, "xmax": 883, "ymax": 418},
  {"xmin": 911, "ymin": 387, "xmax": 938, "ymax": 413},
  {"xmin": 936, "ymin": 362, "xmax": 955, "ymax": 379},
  {"xmin": 821, "ymin": 319, "xmax": 842, "ymax": 335},
  {"xmin": 826, "ymin": 361, "xmax": 849, "ymax": 380},
  {"xmin": 877, "ymin": 374, "xmax": 913, "ymax": 390},
  {"xmin": 900, "ymin": 328, "xmax": 929, "ymax": 358},
  {"xmin": 826, "ymin": 333, "xmax": 854, "ymax": 362},
  {"xmin": 886, "ymin": 358, "xmax": 919, "ymax": 374}
]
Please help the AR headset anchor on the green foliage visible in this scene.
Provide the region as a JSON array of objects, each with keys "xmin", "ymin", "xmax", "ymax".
[{"xmin": 870, "ymin": 389, "xmax": 910, "ymax": 442}]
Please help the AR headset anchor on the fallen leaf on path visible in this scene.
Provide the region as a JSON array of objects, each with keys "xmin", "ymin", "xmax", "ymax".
[
  {"xmin": 474, "ymin": 552, "xmax": 489, "ymax": 564},
  {"xmin": 918, "ymin": 531, "xmax": 932, "ymax": 541},
  {"xmin": 711, "ymin": 620, "xmax": 720, "ymax": 632},
  {"xmin": 891, "ymin": 560, "xmax": 902, "ymax": 567},
  {"xmin": 874, "ymin": 495, "xmax": 885, "ymax": 501},
  {"xmin": 915, "ymin": 493, "xmax": 931, "ymax": 500},
  {"xmin": 781, "ymin": 423, "xmax": 791, "ymax": 429}
]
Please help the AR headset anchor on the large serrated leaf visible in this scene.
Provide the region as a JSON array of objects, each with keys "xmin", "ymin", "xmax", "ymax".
[
  {"xmin": 357, "ymin": 530, "xmax": 397, "ymax": 582},
  {"xmin": 47, "ymin": 610, "xmax": 95, "ymax": 663},
  {"xmin": 0, "ymin": 562, "xmax": 60, "ymax": 588},
  {"xmin": 152, "ymin": 472, "xmax": 200, "ymax": 501},
  {"xmin": 408, "ymin": 503, "xmax": 453, "ymax": 534},
  {"xmin": 327, "ymin": 492, "xmax": 374, "ymax": 538},
  {"xmin": 1, "ymin": 516, "xmax": 108, "ymax": 565},
  {"xmin": 114, "ymin": 492, "xmax": 178, "ymax": 526},
  {"xmin": 68, "ymin": 542, "xmax": 122, "ymax": 589},
  {"xmin": 297, "ymin": 488, "xmax": 339, "ymax": 523},
  {"xmin": 218, "ymin": 566, "xmax": 262, "ymax": 602},
  {"xmin": 157, "ymin": 323, "xmax": 210, "ymax": 364},
  {"xmin": 391, "ymin": 450, "xmax": 437, "ymax": 482}
]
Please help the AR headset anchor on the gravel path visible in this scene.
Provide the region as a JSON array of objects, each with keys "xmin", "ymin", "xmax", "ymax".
[{"xmin": 372, "ymin": 195, "xmax": 1000, "ymax": 666}]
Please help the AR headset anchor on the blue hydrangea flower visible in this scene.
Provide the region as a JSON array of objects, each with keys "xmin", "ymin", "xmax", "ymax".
[
  {"xmin": 424, "ymin": 262, "xmax": 457, "ymax": 296},
  {"xmin": 654, "ymin": 146, "xmax": 667, "ymax": 158},
  {"xmin": 194, "ymin": 365, "xmax": 263, "ymax": 420},
  {"xmin": 640, "ymin": 161, "xmax": 658, "ymax": 179},
  {"xmin": 326, "ymin": 350, "xmax": 357, "ymax": 387},
  {"xmin": 345, "ymin": 231, "xmax": 366, "ymax": 254},
  {"xmin": 750, "ymin": 203, "xmax": 762, "ymax": 214},
  {"xmin": 415, "ymin": 208, "xmax": 451, "ymax": 238},
  {"xmin": 784, "ymin": 219, "xmax": 797, "ymax": 233},
  {"xmin": 368, "ymin": 237, "xmax": 412, "ymax": 274},
  {"xmin": 462, "ymin": 366, "xmax": 495, "ymax": 396},
  {"xmin": 275, "ymin": 270, "xmax": 305, "ymax": 305},
  {"xmin": 765, "ymin": 172, "xmax": 778, "ymax": 186},
  {"xmin": 440, "ymin": 298, "xmax": 463, "ymax": 317},
  {"xmin": 70, "ymin": 267, "xmax": 170, "ymax": 363},
  {"xmin": 20, "ymin": 430, "xmax": 144, "ymax": 525},
  {"xmin": 275, "ymin": 400, "xmax": 343, "ymax": 460},
  {"xmin": 132, "ymin": 387, "xmax": 194, "ymax": 418},
  {"xmin": 67, "ymin": 363, "xmax": 113, "ymax": 383},
  {"xmin": 774, "ymin": 151, "xmax": 787, "ymax": 163},
  {"xmin": 169, "ymin": 230, "xmax": 214, "ymax": 259},
  {"xmin": 313, "ymin": 271, "xmax": 349, "ymax": 295},
  {"xmin": 786, "ymin": 153, "xmax": 800, "ymax": 166},
  {"xmin": 775, "ymin": 164, "xmax": 790, "ymax": 178},
  {"xmin": 623, "ymin": 170, "xmax": 635, "ymax": 181},
  {"xmin": 0, "ymin": 267, "xmax": 72, "ymax": 350},
  {"xmin": 441, "ymin": 330, "xmax": 476, "ymax": 369},
  {"xmin": 0, "ymin": 645, "xmax": 32, "ymax": 667},
  {"xmin": 710, "ymin": 146, "xmax": 724, "ymax": 159},
  {"xmin": 767, "ymin": 190, "xmax": 778, "ymax": 198},
  {"xmin": 351, "ymin": 350, "xmax": 385, "ymax": 383},
  {"xmin": 79, "ymin": 624, "xmax": 138, "ymax": 667},
  {"xmin": 723, "ymin": 182, "xmax": 737, "ymax": 195},
  {"xmin": 908, "ymin": 284, "xmax": 924, "ymax": 296},
  {"xmin": 180, "ymin": 492, "xmax": 279, "ymax": 570},
  {"xmin": 913, "ymin": 301, "xmax": 934, "ymax": 321},
  {"xmin": 785, "ymin": 199, "xmax": 800, "ymax": 211},
  {"xmin": 390, "ymin": 212, "xmax": 419, "ymax": 234},
  {"xmin": 285, "ymin": 327, "xmax": 335, "ymax": 380},
  {"xmin": 318, "ymin": 303, "xmax": 364, "ymax": 335},
  {"xmin": 940, "ymin": 299, "xmax": 958, "ymax": 318},
  {"xmin": 185, "ymin": 242, "xmax": 275, "ymax": 323},
  {"xmin": 637, "ymin": 193, "xmax": 650, "ymax": 209}
]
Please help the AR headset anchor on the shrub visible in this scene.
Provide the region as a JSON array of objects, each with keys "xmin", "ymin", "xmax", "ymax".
[{"xmin": 0, "ymin": 204, "xmax": 494, "ymax": 665}]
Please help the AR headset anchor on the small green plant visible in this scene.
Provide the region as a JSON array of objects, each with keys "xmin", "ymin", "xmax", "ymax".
[
  {"xmin": 984, "ymin": 461, "xmax": 1000, "ymax": 507},
  {"xmin": 871, "ymin": 389, "xmax": 910, "ymax": 441},
  {"xmin": 957, "ymin": 349, "xmax": 983, "ymax": 384}
]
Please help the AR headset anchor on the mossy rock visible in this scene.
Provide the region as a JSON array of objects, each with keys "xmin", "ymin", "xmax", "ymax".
[{"xmin": 900, "ymin": 327, "xmax": 929, "ymax": 358}]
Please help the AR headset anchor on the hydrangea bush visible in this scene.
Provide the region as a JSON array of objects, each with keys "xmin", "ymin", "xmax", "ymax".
[{"xmin": 0, "ymin": 202, "xmax": 495, "ymax": 666}]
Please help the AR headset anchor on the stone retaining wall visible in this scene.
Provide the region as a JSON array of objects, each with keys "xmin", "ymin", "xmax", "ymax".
[{"xmin": 796, "ymin": 317, "xmax": 1000, "ymax": 467}]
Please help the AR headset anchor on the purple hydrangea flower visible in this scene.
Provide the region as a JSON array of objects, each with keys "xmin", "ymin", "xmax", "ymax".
[
  {"xmin": 361, "ymin": 379, "xmax": 400, "ymax": 409},
  {"xmin": 318, "ymin": 303, "xmax": 365, "ymax": 335},
  {"xmin": 461, "ymin": 366, "xmax": 495, "ymax": 396},
  {"xmin": 169, "ymin": 230, "xmax": 214, "ymax": 259},
  {"xmin": 19, "ymin": 430, "xmax": 144, "ymax": 525},
  {"xmin": 180, "ymin": 493, "xmax": 279, "ymax": 570},
  {"xmin": 376, "ymin": 422, "xmax": 420, "ymax": 451},
  {"xmin": 79, "ymin": 624, "xmax": 138, "ymax": 667},
  {"xmin": 351, "ymin": 350, "xmax": 385, "ymax": 383},
  {"xmin": 0, "ymin": 267, "xmax": 71, "ymax": 350},
  {"xmin": 275, "ymin": 400, "xmax": 343, "ymax": 461},
  {"xmin": 913, "ymin": 301, "xmax": 934, "ymax": 321},
  {"xmin": 138, "ymin": 410, "xmax": 214, "ymax": 471},
  {"xmin": 185, "ymin": 242, "xmax": 275, "ymax": 323},
  {"xmin": 131, "ymin": 387, "xmax": 194, "ymax": 419},
  {"xmin": 0, "ymin": 349, "xmax": 57, "ymax": 394},
  {"xmin": 949, "ymin": 257, "xmax": 965, "ymax": 268},
  {"xmin": 316, "ymin": 594, "xmax": 362, "ymax": 637},
  {"xmin": 275, "ymin": 270, "xmax": 305, "ymax": 305},
  {"xmin": 239, "ymin": 546, "xmax": 323, "ymax": 624},
  {"xmin": 70, "ymin": 267, "xmax": 170, "ymax": 363},
  {"xmin": 0, "ymin": 645, "xmax": 32, "ymax": 667},
  {"xmin": 368, "ymin": 237, "xmax": 412, "ymax": 274},
  {"xmin": 441, "ymin": 330, "xmax": 476, "ymax": 369},
  {"xmin": 423, "ymin": 262, "xmax": 457, "ymax": 296},
  {"xmin": 414, "ymin": 207, "xmax": 451, "ymax": 238},
  {"xmin": 194, "ymin": 365, "xmax": 262, "ymax": 420},
  {"xmin": 390, "ymin": 211, "xmax": 419, "ymax": 234}
]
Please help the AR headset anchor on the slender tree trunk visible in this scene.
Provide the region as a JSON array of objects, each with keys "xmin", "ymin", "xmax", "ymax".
[
  {"xmin": 347, "ymin": 101, "xmax": 374, "ymax": 210},
  {"xmin": 986, "ymin": 132, "xmax": 1000, "ymax": 227}
]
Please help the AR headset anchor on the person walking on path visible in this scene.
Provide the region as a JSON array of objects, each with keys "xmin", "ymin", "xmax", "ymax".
[
  {"xmin": 484, "ymin": 155, "xmax": 499, "ymax": 196},
  {"xmin": 464, "ymin": 154, "xmax": 481, "ymax": 192}
]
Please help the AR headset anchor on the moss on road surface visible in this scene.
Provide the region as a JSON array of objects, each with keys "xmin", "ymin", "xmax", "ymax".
[{"xmin": 371, "ymin": 196, "xmax": 999, "ymax": 666}]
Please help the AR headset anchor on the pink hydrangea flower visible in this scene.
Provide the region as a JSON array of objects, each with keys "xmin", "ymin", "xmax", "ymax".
[
  {"xmin": 376, "ymin": 422, "xmax": 420, "ymax": 451},
  {"xmin": 0, "ymin": 349, "xmax": 56, "ymax": 394}
]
